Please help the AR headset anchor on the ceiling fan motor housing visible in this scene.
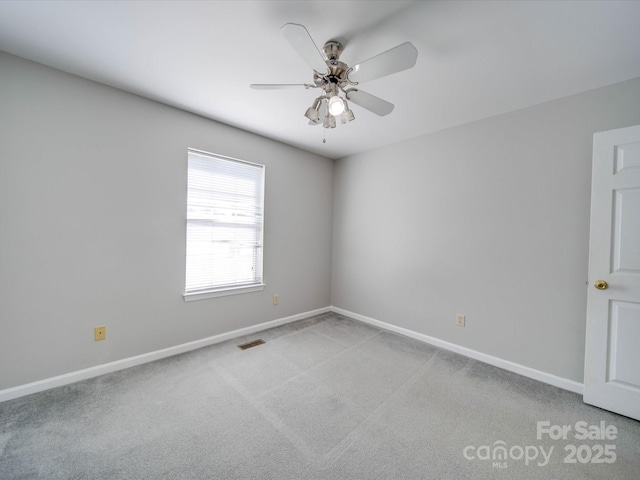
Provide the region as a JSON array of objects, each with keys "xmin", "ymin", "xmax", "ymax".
[
  {"xmin": 323, "ymin": 41, "xmax": 343, "ymax": 65},
  {"xmin": 313, "ymin": 41, "xmax": 353, "ymax": 95}
]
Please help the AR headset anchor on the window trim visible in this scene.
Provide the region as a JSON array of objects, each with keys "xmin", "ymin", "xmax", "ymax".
[
  {"xmin": 183, "ymin": 283, "xmax": 266, "ymax": 302},
  {"xmin": 183, "ymin": 148, "xmax": 265, "ymax": 301}
]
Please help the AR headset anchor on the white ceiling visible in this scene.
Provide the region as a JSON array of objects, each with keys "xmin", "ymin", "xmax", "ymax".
[{"xmin": 1, "ymin": 0, "xmax": 640, "ymax": 159}]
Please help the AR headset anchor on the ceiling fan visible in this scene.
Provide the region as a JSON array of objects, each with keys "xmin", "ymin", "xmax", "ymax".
[{"xmin": 250, "ymin": 23, "xmax": 418, "ymax": 129}]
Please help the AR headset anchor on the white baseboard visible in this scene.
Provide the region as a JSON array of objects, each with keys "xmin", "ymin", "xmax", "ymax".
[
  {"xmin": 0, "ymin": 306, "xmax": 331, "ymax": 403},
  {"xmin": 1, "ymin": 305, "xmax": 583, "ymax": 402},
  {"xmin": 330, "ymin": 306, "xmax": 584, "ymax": 395}
]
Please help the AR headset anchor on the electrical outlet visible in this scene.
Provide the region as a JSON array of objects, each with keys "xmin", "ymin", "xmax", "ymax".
[
  {"xmin": 94, "ymin": 325, "xmax": 106, "ymax": 341},
  {"xmin": 456, "ymin": 314, "xmax": 466, "ymax": 327},
  {"xmin": 273, "ymin": 294, "xmax": 279, "ymax": 305}
]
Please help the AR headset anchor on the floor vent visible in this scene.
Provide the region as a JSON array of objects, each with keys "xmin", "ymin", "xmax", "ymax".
[{"xmin": 237, "ymin": 339, "xmax": 266, "ymax": 350}]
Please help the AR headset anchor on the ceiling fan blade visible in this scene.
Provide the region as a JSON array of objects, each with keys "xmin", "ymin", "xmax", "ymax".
[
  {"xmin": 348, "ymin": 42, "xmax": 418, "ymax": 84},
  {"xmin": 280, "ymin": 23, "xmax": 328, "ymax": 74},
  {"xmin": 250, "ymin": 84, "xmax": 313, "ymax": 90},
  {"xmin": 346, "ymin": 89, "xmax": 394, "ymax": 116}
]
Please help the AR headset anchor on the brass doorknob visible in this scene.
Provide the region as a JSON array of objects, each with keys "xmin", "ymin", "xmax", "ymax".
[{"xmin": 594, "ymin": 280, "xmax": 608, "ymax": 290}]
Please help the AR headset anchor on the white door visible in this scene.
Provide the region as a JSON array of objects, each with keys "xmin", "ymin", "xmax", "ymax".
[{"xmin": 584, "ymin": 124, "xmax": 640, "ymax": 421}]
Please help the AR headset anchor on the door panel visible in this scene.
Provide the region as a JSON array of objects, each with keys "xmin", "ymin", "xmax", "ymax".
[
  {"xmin": 607, "ymin": 301, "xmax": 640, "ymax": 386},
  {"xmin": 614, "ymin": 142, "xmax": 640, "ymax": 173},
  {"xmin": 612, "ymin": 188, "xmax": 640, "ymax": 273}
]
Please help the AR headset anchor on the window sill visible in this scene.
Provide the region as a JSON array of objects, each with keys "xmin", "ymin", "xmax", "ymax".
[{"xmin": 183, "ymin": 284, "xmax": 266, "ymax": 302}]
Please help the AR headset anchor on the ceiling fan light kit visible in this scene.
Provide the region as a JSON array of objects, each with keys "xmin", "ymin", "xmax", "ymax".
[{"xmin": 251, "ymin": 23, "xmax": 418, "ymax": 136}]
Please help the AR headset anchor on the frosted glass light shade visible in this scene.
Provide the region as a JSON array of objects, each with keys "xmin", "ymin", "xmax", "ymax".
[
  {"xmin": 341, "ymin": 108, "xmax": 355, "ymax": 124},
  {"xmin": 323, "ymin": 113, "xmax": 336, "ymax": 128},
  {"xmin": 304, "ymin": 97, "xmax": 322, "ymax": 123},
  {"xmin": 305, "ymin": 106, "xmax": 320, "ymax": 123},
  {"xmin": 328, "ymin": 95, "xmax": 345, "ymax": 116}
]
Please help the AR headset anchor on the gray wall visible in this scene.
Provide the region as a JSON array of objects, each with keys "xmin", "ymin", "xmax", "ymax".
[
  {"xmin": 4, "ymin": 46, "xmax": 640, "ymax": 392},
  {"xmin": 0, "ymin": 52, "xmax": 334, "ymax": 390},
  {"xmin": 331, "ymin": 77, "xmax": 640, "ymax": 383}
]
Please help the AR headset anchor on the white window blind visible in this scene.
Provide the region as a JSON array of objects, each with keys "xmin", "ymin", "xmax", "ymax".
[{"xmin": 185, "ymin": 149, "xmax": 264, "ymax": 299}]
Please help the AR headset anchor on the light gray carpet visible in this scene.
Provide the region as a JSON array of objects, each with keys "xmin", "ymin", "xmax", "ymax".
[{"xmin": 1, "ymin": 312, "xmax": 639, "ymax": 479}]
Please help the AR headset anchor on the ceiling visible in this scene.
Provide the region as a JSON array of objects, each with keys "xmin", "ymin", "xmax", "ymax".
[{"xmin": 1, "ymin": 1, "xmax": 640, "ymax": 159}]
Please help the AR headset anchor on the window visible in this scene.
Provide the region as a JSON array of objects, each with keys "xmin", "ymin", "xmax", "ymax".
[{"xmin": 184, "ymin": 149, "xmax": 265, "ymax": 301}]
